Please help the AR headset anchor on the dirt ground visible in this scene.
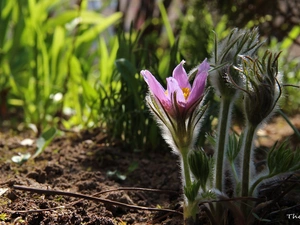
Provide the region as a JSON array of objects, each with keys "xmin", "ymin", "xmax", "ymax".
[
  {"xmin": 0, "ymin": 127, "xmax": 183, "ymax": 225},
  {"xmin": 0, "ymin": 115, "xmax": 300, "ymax": 225}
]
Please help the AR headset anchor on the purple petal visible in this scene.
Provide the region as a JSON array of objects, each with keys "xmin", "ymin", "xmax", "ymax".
[
  {"xmin": 198, "ymin": 58, "xmax": 210, "ymax": 72},
  {"xmin": 141, "ymin": 70, "xmax": 168, "ymax": 102},
  {"xmin": 167, "ymin": 77, "xmax": 186, "ymax": 106},
  {"xmin": 187, "ymin": 59, "xmax": 209, "ymax": 106},
  {"xmin": 172, "ymin": 60, "xmax": 191, "ymax": 89}
]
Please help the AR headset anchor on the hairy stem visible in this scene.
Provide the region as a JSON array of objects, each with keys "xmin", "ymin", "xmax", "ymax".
[
  {"xmin": 214, "ymin": 98, "xmax": 233, "ymax": 222},
  {"xmin": 249, "ymin": 174, "xmax": 271, "ymax": 196},
  {"xmin": 241, "ymin": 123, "xmax": 257, "ymax": 215},
  {"xmin": 215, "ymin": 98, "xmax": 233, "ymax": 192},
  {"xmin": 181, "ymin": 147, "xmax": 197, "ymax": 224},
  {"xmin": 181, "ymin": 148, "xmax": 192, "ymax": 188},
  {"xmin": 241, "ymin": 123, "xmax": 257, "ymax": 197}
]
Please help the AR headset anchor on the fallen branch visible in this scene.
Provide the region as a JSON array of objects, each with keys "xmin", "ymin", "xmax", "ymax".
[{"xmin": 12, "ymin": 185, "xmax": 182, "ymax": 215}]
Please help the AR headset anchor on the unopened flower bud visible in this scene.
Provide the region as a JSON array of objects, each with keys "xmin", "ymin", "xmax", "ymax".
[
  {"xmin": 188, "ymin": 149, "xmax": 210, "ymax": 189},
  {"xmin": 240, "ymin": 51, "xmax": 282, "ymax": 126},
  {"xmin": 209, "ymin": 28, "xmax": 262, "ymax": 99}
]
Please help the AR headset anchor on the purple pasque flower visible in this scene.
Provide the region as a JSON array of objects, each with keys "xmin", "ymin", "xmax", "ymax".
[{"xmin": 141, "ymin": 59, "xmax": 209, "ymax": 119}]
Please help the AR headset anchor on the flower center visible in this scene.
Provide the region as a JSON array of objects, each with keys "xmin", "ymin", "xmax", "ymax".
[
  {"xmin": 165, "ymin": 88, "xmax": 190, "ymax": 100},
  {"xmin": 182, "ymin": 87, "xmax": 190, "ymax": 100}
]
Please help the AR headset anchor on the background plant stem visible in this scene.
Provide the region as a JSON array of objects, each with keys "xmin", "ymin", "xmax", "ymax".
[
  {"xmin": 241, "ymin": 123, "xmax": 256, "ymax": 196},
  {"xmin": 215, "ymin": 98, "xmax": 233, "ymax": 222},
  {"xmin": 241, "ymin": 123, "xmax": 257, "ymax": 215},
  {"xmin": 215, "ymin": 98, "xmax": 232, "ymax": 191}
]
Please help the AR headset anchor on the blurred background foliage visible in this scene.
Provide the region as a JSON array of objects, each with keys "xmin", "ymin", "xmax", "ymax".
[{"xmin": 0, "ymin": 0, "xmax": 299, "ymax": 151}]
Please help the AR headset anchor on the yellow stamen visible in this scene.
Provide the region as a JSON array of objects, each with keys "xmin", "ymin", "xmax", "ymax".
[
  {"xmin": 182, "ymin": 87, "xmax": 190, "ymax": 100},
  {"xmin": 165, "ymin": 88, "xmax": 190, "ymax": 100}
]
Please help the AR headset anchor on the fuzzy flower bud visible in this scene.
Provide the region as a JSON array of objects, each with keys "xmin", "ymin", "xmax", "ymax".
[
  {"xmin": 188, "ymin": 149, "xmax": 210, "ymax": 189},
  {"xmin": 209, "ymin": 28, "xmax": 262, "ymax": 99},
  {"xmin": 238, "ymin": 51, "xmax": 282, "ymax": 126}
]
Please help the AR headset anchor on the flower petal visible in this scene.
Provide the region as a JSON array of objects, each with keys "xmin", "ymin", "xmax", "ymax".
[
  {"xmin": 167, "ymin": 77, "xmax": 186, "ymax": 106},
  {"xmin": 187, "ymin": 59, "xmax": 209, "ymax": 106},
  {"xmin": 172, "ymin": 60, "xmax": 191, "ymax": 89},
  {"xmin": 198, "ymin": 58, "xmax": 210, "ymax": 72},
  {"xmin": 141, "ymin": 70, "xmax": 168, "ymax": 102}
]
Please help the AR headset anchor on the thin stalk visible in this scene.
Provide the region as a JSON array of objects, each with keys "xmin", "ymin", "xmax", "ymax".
[
  {"xmin": 278, "ymin": 109, "xmax": 300, "ymax": 139},
  {"xmin": 230, "ymin": 162, "xmax": 239, "ymax": 184},
  {"xmin": 240, "ymin": 123, "xmax": 257, "ymax": 215},
  {"xmin": 34, "ymin": 34, "xmax": 41, "ymax": 135},
  {"xmin": 181, "ymin": 147, "xmax": 196, "ymax": 224},
  {"xmin": 181, "ymin": 148, "xmax": 192, "ymax": 188},
  {"xmin": 215, "ymin": 98, "xmax": 233, "ymax": 191},
  {"xmin": 241, "ymin": 123, "xmax": 257, "ymax": 197},
  {"xmin": 249, "ymin": 174, "xmax": 271, "ymax": 196},
  {"xmin": 214, "ymin": 98, "xmax": 233, "ymax": 222}
]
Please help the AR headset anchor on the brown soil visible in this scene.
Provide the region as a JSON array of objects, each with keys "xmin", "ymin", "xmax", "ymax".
[
  {"xmin": 0, "ymin": 129, "xmax": 183, "ymax": 225},
  {"xmin": 0, "ymin": 115, "xmax": 300, "ymax": 225}
]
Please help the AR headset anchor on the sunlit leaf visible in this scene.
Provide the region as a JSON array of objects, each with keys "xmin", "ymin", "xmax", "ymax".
[
  {"xmin": 32, "ymin": 127, "xmax": 57, "ymax": 159},
  {"xmin": 46, "ymin": 10, "xmax": 79, "ymax": 28},
  {"xmin": 81, "ymin": 79, "xmax": 98, "ymax": 103},
  {"xmin": 281, "ymin": 26, "xmax": 300, "ymax": 49},
  {"xmin": 75, "ymin": 12, "xmax": 122, "ymax": 47}
]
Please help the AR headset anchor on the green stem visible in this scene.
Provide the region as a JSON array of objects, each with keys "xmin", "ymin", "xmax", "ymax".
[
  {"xmin": 181, "ymin": 148, "xmax": 192, "ymax": 188},
  {"xmin": 241, "ymin": 123, "xmax": 257, "ymax": 197},
  {"xmin": 215, "ymin": 98, "xmax": 233, "ymax": 192},
  {"xmin": 240, "ymin": 123, "xmax": 257, "ymax": 216},
  {"xmin": 249, "ymin": 174, "xmax": 271, "ymax": 196},
  {"xmin": 214, "ymin": 98, "xmax": 233, "ymax": 223},
  {"xmin": 278, "ymin": 109, "xmax": 300, "ymax": 139},
  {"xmin": 34, "ymin": 33, "xmax": 41, "ymax": 135},
  {"xmin": 181, "ymin": 147, "xmax": 197, "ymax": 224},
  {"xmin": 230, "ymin": 162, "xmax": 239, "ymax": 184}
]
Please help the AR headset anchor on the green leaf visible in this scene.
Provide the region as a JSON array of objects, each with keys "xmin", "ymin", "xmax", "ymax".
[
  {"xmin": 114, "ymin": 58, "xmax": 140, "ymax": 104},
  {"xmin": 80, "ymin": 11, "xmax": 110, "ymax": 24},
  {"xmin": 98, "ymin": 36, "xmax": 119, "ymax": 85},
  {"xmin": 127, "ymin": 161, "xmax": 139, "ymax": 174},
  {"xmin": 32, "ymin": 127, "xmax": 57, "ymax": 159},
  {"xmin": 267, "ymin": 140, "xmax": 300, "ymax": 175},
  {"xmin": 75, "ymin": 12, "xmax": 122, "ymax": 47},
  {"xmin": 184, "ymin": 181, "xmax": 201, "ymax": 202},
  {"xmin": 281, "ymin": 25, "xmax": 300, "ymax": 49},
  {"xmin": 69, "ymin": 55, "xmax": 82, "ymax": 83},
  {"xmin": 227, "ymin": 133, "xmax": 243, "ymax": 163},
  {"xmin": 51, "ymin": 26, "xmax": 65, "ymax": 77},
  {"xmin": 81, "ymin": 78, "xmax": 99, "ymax": 103},
  {"xmin": 205, "ymin": 133, "xmax": 216, "ymax": 146},
  {"xmin": 157, "ymin": 1, "xmax": 174, "ymax": 46},
  {"xmin": 45, "ymin": 10, "xmax": 79, "ymax": 28}
]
